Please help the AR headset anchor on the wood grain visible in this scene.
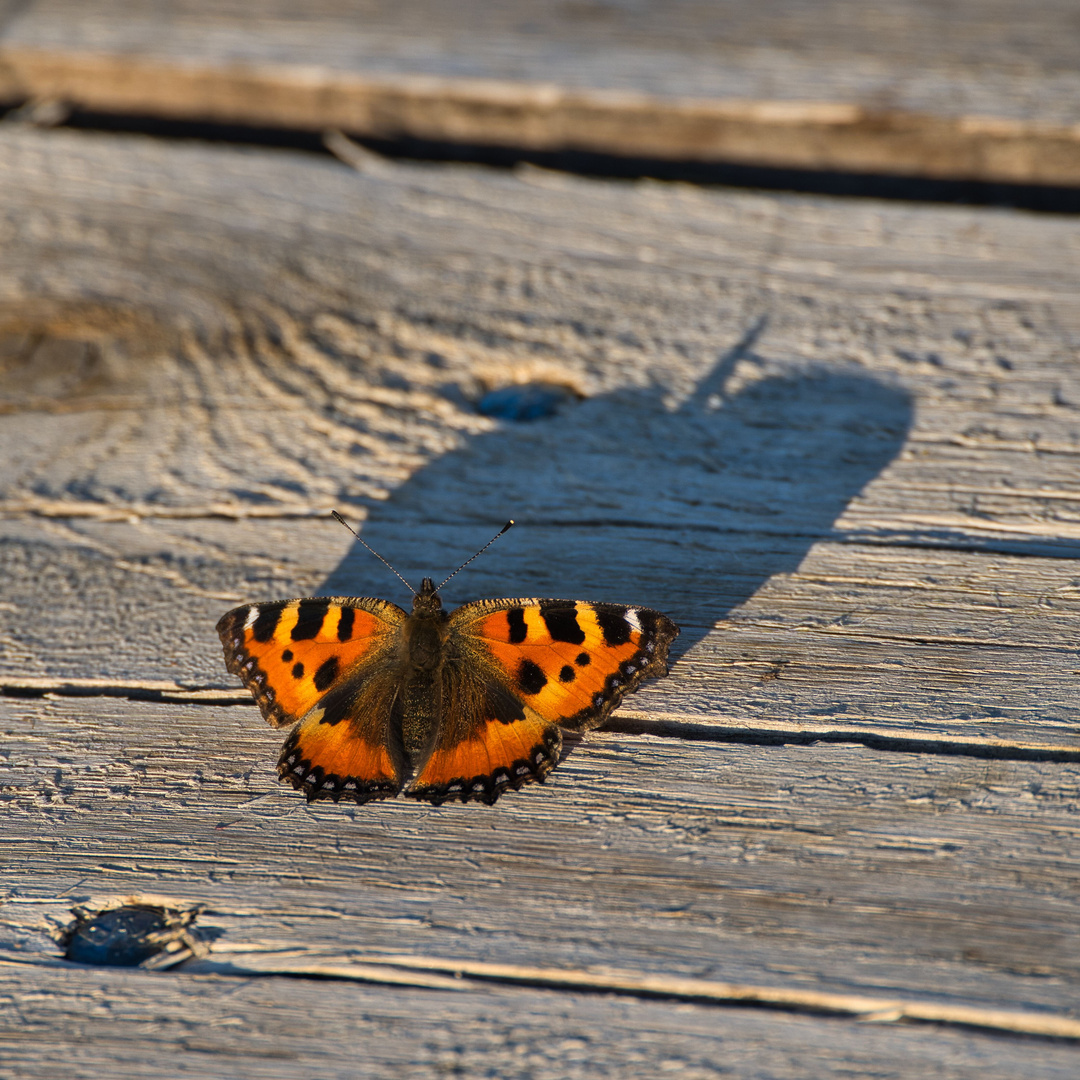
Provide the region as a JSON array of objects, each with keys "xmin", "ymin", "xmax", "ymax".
[
  {"xmin": 2, "ymin": 1, "xmax": 1080, "ymax": 183},
  {"xmin": 1, "ymin": 127, "xmax": 1079, "ymax": 741},
  {"xmin": 5, "ymin": 696, "xmax": 1080, "ymax": 1015},
  {"xmin": 2, "ymin": 126, "xmax": 1080, "ymax": 1073},
  {"xmin": 7, "ymin": 962, "xmax": 1080, "ymax": 1080}
]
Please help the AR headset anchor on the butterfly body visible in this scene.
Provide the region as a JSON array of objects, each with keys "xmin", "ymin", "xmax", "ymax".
[{"xmin": 217, "ymin": 577, "xmax": 679, "ymax": 806}]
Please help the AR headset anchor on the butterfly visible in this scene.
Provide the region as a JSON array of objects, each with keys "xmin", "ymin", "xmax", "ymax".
[{"xmin": 216, "ymin": 523, "xmax": 679, "ymax": 806}]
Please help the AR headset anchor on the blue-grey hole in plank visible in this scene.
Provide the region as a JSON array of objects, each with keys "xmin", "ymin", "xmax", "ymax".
[
  {"xmin": 477, "ymin": 382, "xmax": 581, "ymax": 421},
  {"xmin": 64, "ymin": 904, "xmax": 202, "ymax": 968}
]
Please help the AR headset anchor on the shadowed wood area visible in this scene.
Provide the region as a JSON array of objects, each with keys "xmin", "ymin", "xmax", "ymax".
[
  {"xmin": 1, "ymin": 1, "xmax": 1080, "ymax": 185},
  {"xmin": 1, "ymin": 126, "xmax": 1080, "ymax": 1076}
]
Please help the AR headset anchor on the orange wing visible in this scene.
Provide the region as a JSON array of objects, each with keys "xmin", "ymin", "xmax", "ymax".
[
  {"xmin": 463, "ymin": 599, "xmax": 678, "ymax": 731},
  {"xmin": 405, "ymin": 599, "xmax": 679, "ymax": 805},
  {"xmin": 406, "ymin": 670, "xmax": 562, "ymax": 805},
  {"xmin": 277, "ymin": 668, "xmax": 405, "ymax": 803},
  {"xmin": 217, "ymin": 597, "xmax": 407, "ymax": 803},
  {"xmin": 217, "ymin": 596, "xmax": 405, "ymax": 727}
]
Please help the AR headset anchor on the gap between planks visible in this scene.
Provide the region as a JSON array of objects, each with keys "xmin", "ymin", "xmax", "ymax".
[
  {"xmin": 3, "ymin": 679, "xmax": 1078, "ymax": 763},
  {"xmin": 2, "ymin": 47, "xmax": 1080, "ymax": 186}
]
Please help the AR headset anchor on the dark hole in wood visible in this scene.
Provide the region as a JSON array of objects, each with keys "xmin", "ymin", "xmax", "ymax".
[
  {"xmin": 477, "ymin": 383, "xmax": 581, "ymax": 422},
  {"xmin": 63, "ymin": 903, "xmax": 201, "ymax": 968}
]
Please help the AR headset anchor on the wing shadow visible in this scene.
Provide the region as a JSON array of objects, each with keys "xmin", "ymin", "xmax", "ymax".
[{"xmin": 321, "ymin": 321, "xmax": 913, "ymax": 661}]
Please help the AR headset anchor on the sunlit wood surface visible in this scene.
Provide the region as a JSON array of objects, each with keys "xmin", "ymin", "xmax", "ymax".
[
  {"xmin": 2, "ymin": 0, "xmax": 1080, "ymax": 184},
  {"xmin": 1, "ymin": 124, "xmax": 1079, "ymax": 1077}
]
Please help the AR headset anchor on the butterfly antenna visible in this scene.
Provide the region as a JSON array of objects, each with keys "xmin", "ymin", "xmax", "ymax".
[
  {"xmin": 331, "ymin": 511, "xmax": 415, "ymax": 594},
  {"xmin": 437, "ymin": 520, "xmax": 515, "ymax": 592}
]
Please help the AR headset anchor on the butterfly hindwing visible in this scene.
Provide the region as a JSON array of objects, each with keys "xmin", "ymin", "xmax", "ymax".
[
  {"xmin": 216, "ymin": 597, "xmax": 405, "ymax": 728},
  {"xmin": 278, "ymin": 668, "xmax": 406, "ymax": 803},
  {"xmin": 406, "ymin": 666, "xmax": 562, "ymax": 806}
]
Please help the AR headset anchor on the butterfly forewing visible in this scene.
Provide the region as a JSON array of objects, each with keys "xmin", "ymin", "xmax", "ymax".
[
  {"xmin": 456, "ymin": 598, "xmax": 679, "ymax": 732},
  {"xmin": 216, "ymin": 597, "xmax": 405, "ymax": 728}
]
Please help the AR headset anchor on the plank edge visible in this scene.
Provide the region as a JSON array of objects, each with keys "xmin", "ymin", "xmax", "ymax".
[{"xmin": 2, "ymin": 46, "xmax": 1080, "ymax": 184}]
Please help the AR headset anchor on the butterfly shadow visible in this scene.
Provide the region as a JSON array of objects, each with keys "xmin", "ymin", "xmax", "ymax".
[{"xmin": 320, "ymin": 319, "xmax": 913, "ymax": 742}]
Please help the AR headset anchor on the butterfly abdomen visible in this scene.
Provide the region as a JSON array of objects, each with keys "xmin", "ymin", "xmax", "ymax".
[
  {"xmin": 399, "ymin": 672, "xmax": 441, "ymax": 765},
  {"xmin": 396, "ymin": 607, "xmax": 452, "ymax": 765}
]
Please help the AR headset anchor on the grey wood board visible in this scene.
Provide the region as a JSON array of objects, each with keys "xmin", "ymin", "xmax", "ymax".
[
  {"xmin": 6, "ymin": 965, "xmax": 1079, "ymax": 1080},
  {"xmin": 1, "ymin": 129, "xmax": 1079, "ymax": 749},
  {"xmin": 2, "ymin": 0, "xmax": 1079, "ymax": 125},
  {"xmin": 0, "ymin": 129, "xmax": 1079, "ymax": 1075},
  {"xmin": 3, "ymin": 4, "xmax": 1080, "ymax": 185},
  {"xmin": 4, "ymin": 521, "xmax": 1080, "ymax": 750},
  {"xmin": 4, "ymin": 695, "xmax": 1080, "ymax": 1018}
]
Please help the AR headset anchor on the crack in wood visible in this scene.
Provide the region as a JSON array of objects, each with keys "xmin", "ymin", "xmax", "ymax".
[
  {"xmin": 9, "ymin": 946, "xmax": 1076, "ymax": 1040},
  {"xmin": 737, "ymin": 623, "xmax": 1080, "ymax": 652},
  {"xmin": 7, "ymin": 502, "xmax": 1080, "ymax": 563},
  {"xmin": 3, "ymin": 679, "xmax": 1077, "ymax": 763},
  {"xmin": 77, "ymin": 950, "xmax": 1080, "ymax": 1043},
  {"xmin": 606, "ymin": 712, "xmax": 1080, "ymax": 763},
  {"xmin": 0, "ymin": 499, "xmax": 364, "ymax": 521},
  {"xmin": 0, "ymin": 677, "xmax": 249, "ymax": 705}
]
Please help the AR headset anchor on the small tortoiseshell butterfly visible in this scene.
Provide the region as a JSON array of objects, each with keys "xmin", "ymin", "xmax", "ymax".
[{"xmin": 216, "ymin": 520, "xmax": 679, "ymax": 806}]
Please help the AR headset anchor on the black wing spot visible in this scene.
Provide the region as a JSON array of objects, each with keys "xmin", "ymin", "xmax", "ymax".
[
  {"xmin": 314, "ymin": 680, "xmax": 361, "ymax": 726},
  {"xmin": 507, "ymin": 607, "xmax": 528, "ymax": 643},
  {"xmin": 575, "ymin": 652, "xmax": 590, "ymax": 666},
  {"xmin": 251, "ymin": 606, "xmax": 281, "ymax": 643},
  {"xmin": 313, "ymin": 655, "xmax": 340, "ymax": 692},
  {"xmin": 540, "ymin": 602, "xmax": 586, "ymax": 645},
  {"xmin": 597, "ymin": 607, "xmax": 631, "ymax": 646},
  {"xmin": 282, "ymin": 648, "xmax": 294, "ymax": 662},
  {"xmin": 489, "ymin": 684, "xmax": 527, "ymax": 724},
  {"xmin": 517, "ymin": 658, "xmax": 548, "ymax": 695},
  {"xmin": 337, "ymin": 606, "xmax": 355, "ymax": 641},
  {"xmin": 291, "ymin": 662, "xmax": 305, "ymax": 680},
  {"xmin": 559, "ymin": 665, "xmax": 575, "ymax": 683},
  {"xmin": 291, "ymin": 599, "xmax": 332, "ymax": 641}
]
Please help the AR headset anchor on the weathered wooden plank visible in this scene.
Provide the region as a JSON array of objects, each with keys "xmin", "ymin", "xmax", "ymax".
[
  {"xmin": 4, "ymin": 695, "xmax": 1080, "ymax": 1019},
  {"xmin": 5, "ymin": 522, "xmax": 1080, "ymax": 751},
  {"xmin": 2, "ymin": 1, "xmax": 1080, "ymax": 184},
  {"xmin": 2, "ymin": 129, "xmax": 1080, "ymax": 751},
  {"xmin": 6, "ymin": 963, "xmax": 1079, "ymax": 1080},
  {"xmin": 1, "ymin": 123, "xmax": 1079, "ymax": 1074}
]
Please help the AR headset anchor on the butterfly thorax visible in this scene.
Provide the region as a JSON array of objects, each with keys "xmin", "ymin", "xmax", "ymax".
[
  {"xmin": 398, "ymin": 579, "xmax": 451, "ymax": 763},
  {"xmin": 404, "ymin": 578, "xmax": 449, "ymax": 669},
  {"xmin": 401, "ymin": 610, "xmax": 449, "ymax": 673}
]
